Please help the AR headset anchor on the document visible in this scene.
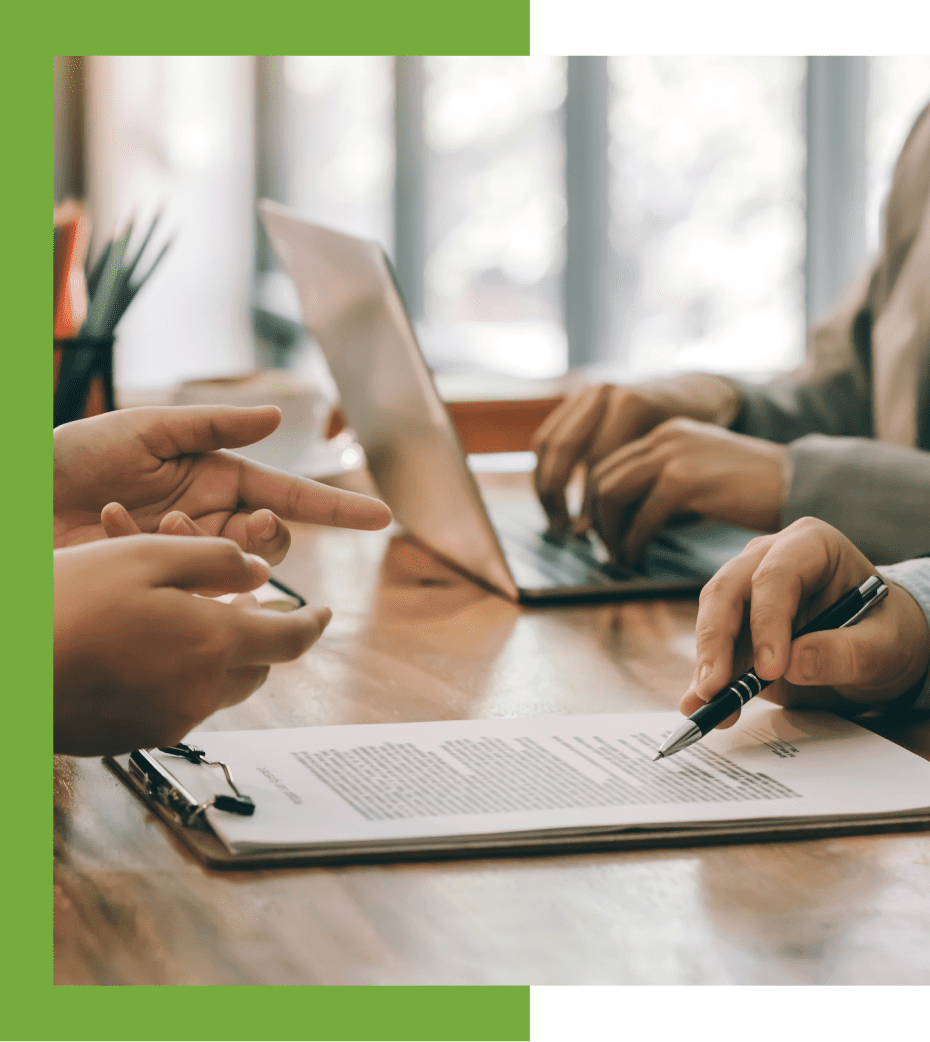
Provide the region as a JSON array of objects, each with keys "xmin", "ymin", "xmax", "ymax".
[{"xmin": 148, "ymin": 700, "xmax": 930, "ymax": 857}]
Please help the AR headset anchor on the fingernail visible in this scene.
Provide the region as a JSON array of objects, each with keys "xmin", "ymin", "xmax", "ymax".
[
  {"xmin": 757, "ymin": 645, "xmax": 775, "ymax": 675},
  {"xmin": 245, "ymin": 553, "xmax": 270, "ymax": 574},
  {"xmin": 698, "ymin": 662, "xmax": 712, "ymax": 686},
  {"xmin": 169, "ymin": 515, "xmax": 193, "ymax": 535},
  {"xmin": 799, "ymin": 646, "xmax": 819, "ymax": 681},
  {"xmin": 259, "ymin": 514, "xmax": 276, "ymax": 539}
]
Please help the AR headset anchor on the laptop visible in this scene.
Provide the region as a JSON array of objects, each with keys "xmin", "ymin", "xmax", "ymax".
[{"xmin": 259, "ymin": 200, "xmax": 758, "ymax": 603}]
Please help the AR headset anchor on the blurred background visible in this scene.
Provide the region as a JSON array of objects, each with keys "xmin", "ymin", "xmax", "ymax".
[{"xmin": 53, "ymin": 56, "xmax": 930, "ymax": 396}]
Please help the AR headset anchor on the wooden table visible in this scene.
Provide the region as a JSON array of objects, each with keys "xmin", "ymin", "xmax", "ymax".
[{"xmin": 53, "ymin": 472, "xmax": 930, "ymax": 985}]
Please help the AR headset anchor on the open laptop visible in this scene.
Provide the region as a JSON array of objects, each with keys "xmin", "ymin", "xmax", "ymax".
[{"xmin": 259, "ymin": 200, "xmax": 758, "ymax": 602}]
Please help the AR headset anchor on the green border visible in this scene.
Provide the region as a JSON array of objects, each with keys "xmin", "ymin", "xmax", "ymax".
[
  {"xmin": 56, "ymin": 0, "xmax": 530, "ymax": 55},
  {"xmin": 36, "ymin": 988, "xmax": 531, "ymax": 1040},
  {"xmin": 7, "ymin": 2, "xmax": 532, "ymax": 1040},
  {"xmin": 5, "ymin": 39, "xmax": 55, "ymax": 1042}
]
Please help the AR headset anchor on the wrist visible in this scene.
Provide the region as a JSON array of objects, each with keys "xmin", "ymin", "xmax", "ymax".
[
  {"xmin": 855, "ymin": 583, "xmax": 930, "ymax": 705},
  {"xmin": 647, "ymin": 374, "xmax": 743, "ymax": 428},
  {"xmin": 876, "ymin": 562, "xmax": 930, "ymax": 709},
  {"xmin": 890, "ymin": 582, "xmax": 930, "ymax": 701}
]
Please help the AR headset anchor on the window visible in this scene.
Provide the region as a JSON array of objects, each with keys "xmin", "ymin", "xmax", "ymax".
[
  {"xmin": 82, "ymin": 56, "xmax": 256, "ymax": 392},
  {"xmin": 866, "ymin": 57, "xmax": 930, "ymax": 252},
  {"xmin": 607, "ymin": 57, "xmax": 806, "ymax": 377},
  {"xmin": 62, "ymin": 57, "xmax": 930, "ymax": 394},
  {"xmin": 419, "ymin": 57, "xmax": 568, "ymax": 378}
]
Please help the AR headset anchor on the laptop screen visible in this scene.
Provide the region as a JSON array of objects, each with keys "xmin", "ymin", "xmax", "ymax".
[{"xmin": 259, "ymin": 200, "xmax": 519, "ymax": 598}]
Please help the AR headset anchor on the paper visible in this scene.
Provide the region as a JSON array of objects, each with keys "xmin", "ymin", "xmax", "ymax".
[{"xmin": 155, "ymin": 700, "xmax": 930, "ymax": 855}]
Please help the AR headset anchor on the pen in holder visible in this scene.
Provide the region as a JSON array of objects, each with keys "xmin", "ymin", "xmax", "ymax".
[{"xmin": 53, "ymin": 333, "xmax": 116, "ymax": 427}]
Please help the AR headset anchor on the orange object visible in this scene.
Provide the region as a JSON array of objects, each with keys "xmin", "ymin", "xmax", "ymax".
[
  {"xmin": 326, "ymin": 396, "xmax": 563, "ymax": 454},
  {"xmin": 443, "ymin": 396, "xmax": 563, "ymax": 454},
  {"xmin": 53, "ymin": 201, "xmax": 89, "ymax": 338}
]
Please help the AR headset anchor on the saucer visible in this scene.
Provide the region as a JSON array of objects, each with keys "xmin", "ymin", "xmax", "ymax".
[{"xmin": 291, "ymin": 432, "xmax": 366, "ymax": 480}]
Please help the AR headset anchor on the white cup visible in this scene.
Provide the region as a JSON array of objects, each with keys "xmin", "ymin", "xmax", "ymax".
[{"xmin": 172, "ymin": 370, "xmax": 332, "ymax": 471}]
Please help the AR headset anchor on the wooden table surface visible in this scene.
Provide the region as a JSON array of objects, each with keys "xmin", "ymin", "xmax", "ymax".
[{"xmin": 53, "ymin": 472, "xmax": 930, "ymax": 985}]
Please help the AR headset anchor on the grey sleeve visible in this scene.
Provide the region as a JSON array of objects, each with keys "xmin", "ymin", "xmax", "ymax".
[
  {"xmin": 731, "ymin": 366, "xmax": 873, "ymax": 445},
  {"xmin": 876, "ymin": 559, "xmax": 930, "ymax": 711},
  {"xmin": 783, "ymin": 436, "xmax": 930, "ymax": 564}
]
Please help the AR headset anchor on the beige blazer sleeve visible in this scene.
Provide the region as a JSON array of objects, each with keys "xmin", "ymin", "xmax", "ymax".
[{"xmin": 730, "ymin": 101, "xmax": 930, "ymax": 560}]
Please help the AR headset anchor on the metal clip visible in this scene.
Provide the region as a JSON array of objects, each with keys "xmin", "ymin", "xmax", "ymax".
[
  {"xmin": 159, "ymin": 742, "xmax": 255, "ymax": 815},
  {"xmin": 127, "ymin": 743, "xmax": 256, "ymax": 822}
]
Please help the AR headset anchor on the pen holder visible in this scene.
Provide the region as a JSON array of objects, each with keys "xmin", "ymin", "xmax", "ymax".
[{"xmin": 53, "ymin": 334, "xmax": 116, "ymax": 427}]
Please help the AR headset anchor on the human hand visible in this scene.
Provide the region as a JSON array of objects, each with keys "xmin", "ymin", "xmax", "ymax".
[
  {"xmin": 54, "ymin": 535, "xmax": 332, "ymax": 756},
  {"xmin": 679, "ymin": 518, "xmax": 930, "ymax": 728},
  {"xmin": 582, "ymin": 418, "xmax": 786, "ymax": 564},
  {"xmin": 53, "ymin": 405, "xmax": 392, "ymax": 563},
  {"xmin": 532, "ymin": 374, "xmax": 742, "ymax": 533},
  {"xmin": 99, "ymin": 499, "xmax": 293, "ymax": 566}
]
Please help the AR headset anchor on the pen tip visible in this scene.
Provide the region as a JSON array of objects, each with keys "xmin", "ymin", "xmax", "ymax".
[{"xmin": 652, "ymin": 752, "xmax": 663, "ymax": 761}]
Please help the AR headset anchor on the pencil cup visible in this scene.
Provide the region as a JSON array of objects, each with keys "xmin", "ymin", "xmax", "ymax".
[{"xmin": 53, "ymin": 334, "xmax": 116, "ymax": 427}]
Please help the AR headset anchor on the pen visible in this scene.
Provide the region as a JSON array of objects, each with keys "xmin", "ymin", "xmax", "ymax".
[{"xmin": 653, "ymin": 574, "xmax": 890, "ymax": 761}]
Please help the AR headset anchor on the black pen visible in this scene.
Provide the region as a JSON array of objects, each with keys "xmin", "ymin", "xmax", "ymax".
[{"xmin": 653, "ymin": 575, "xmax": 890, "ymax": 761}]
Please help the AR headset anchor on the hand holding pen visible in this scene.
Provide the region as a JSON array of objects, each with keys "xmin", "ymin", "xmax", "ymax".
[{"xmin": 658, "ymin": 519, "xmax": 930, "ymax": 759}]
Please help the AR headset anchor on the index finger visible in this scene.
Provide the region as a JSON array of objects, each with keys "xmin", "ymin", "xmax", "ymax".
[
  {"xmin": 532, "ymin": 385, "xmax": 609, "ymax": 527},
  {"xmin": 236, "ymin": 461, "xmax": 392, "ymax": 530},
  {"xmin": 691, "ymin": 536, "xmax": 776, "ymax": 703}
]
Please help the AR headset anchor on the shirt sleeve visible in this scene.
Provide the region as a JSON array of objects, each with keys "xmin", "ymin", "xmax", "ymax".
[{"xmin": 876, "ymin": 559, "xmax": 930, "ymax": 711}]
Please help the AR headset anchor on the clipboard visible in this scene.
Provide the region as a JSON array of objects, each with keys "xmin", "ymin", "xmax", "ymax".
[
  {"xmin": 104, "ymin": 743, "xmax": 930, "ymax": 872},
  {"xmin": 105, "ymin": 685, "xmax": 930, "ymax": 871}
]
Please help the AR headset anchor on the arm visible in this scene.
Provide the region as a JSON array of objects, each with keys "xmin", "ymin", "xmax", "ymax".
[
  {"xmin": 532, "ymin": 279, "xmax": 874, "ymax": 554},
  {"xmin": 783, "ymin": 437, "xmax": 930, "ymax": 563},
  {"xmin": 734, "ymin": 102, "xmax": 930, "ymax": 447},
  {"xmin": 731, "ymin": 363, "xmax": 873, "ymax": 444},
  {"xmin": 730, "ymin": 268, "xmax": 876, "ymax": 445},
  {"xmin": 878, "ymin": 558, "xmax": 930, "ymax": 710}
]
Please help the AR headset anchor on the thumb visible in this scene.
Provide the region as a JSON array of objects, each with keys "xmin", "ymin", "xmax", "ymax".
[{"xmin": 141, "ymin": 535, "xmax": 271, "ymax": 594}]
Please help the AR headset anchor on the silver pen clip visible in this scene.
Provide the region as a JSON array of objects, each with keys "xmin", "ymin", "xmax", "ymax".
[{"xmin": 841, "ymin": 576, "xmax": 889, "ymax": 628}]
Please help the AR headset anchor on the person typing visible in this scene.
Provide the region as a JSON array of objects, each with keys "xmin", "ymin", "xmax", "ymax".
[{"xmin": 533, "ymin": 102, "xmax": 930, "ymax": 566}]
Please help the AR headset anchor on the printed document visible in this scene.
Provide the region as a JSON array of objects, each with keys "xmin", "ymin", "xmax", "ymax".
[{"xmin": 154, "ymin": 700, "xmax": 930, "ymax": 855}]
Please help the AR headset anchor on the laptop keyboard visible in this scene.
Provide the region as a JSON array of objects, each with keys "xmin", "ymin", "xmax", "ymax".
[{"xmin": 489, "ymin": 502, "xmax": 638, "ymax": 590}]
